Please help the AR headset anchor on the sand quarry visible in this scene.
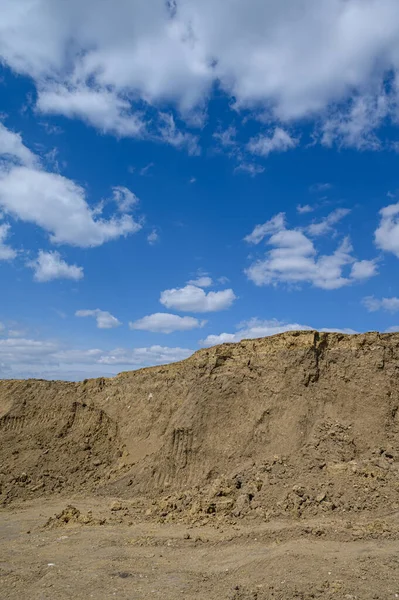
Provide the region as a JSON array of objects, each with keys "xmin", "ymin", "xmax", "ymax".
[{"xmin": 1, "ymin": 330, "xmax": 399, "ymax": 599}]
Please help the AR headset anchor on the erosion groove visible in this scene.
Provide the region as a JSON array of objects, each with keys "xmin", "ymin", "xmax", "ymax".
[{"xmin": 1, "ymin": 330, "xmax": 399, "ymax": 521}]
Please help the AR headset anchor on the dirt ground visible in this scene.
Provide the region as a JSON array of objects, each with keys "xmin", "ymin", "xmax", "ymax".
[{"xmin": 2, "ymin": 497, "xmax": 399, "ymax": 600}]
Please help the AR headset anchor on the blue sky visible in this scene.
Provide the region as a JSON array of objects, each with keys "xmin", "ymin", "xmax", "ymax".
[{"xmin": 1, "ymin": 0, "xmax": 399, "ymax": 379}]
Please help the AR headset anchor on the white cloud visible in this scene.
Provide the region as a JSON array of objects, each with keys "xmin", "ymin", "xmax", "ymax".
[
  {"xmin": 247, "ymin": 128, "xmax": 297, "ymax": 157},
  {"xmin": 27, "ymin": 250, "xmax": 83, "ymax": 282},
  {"xmin": 187, "ymin": 276, "xmax": 213, "ymax": 287},
  {"xmin": 130, "ymin": 312, "xmax": 206, "ymax": 333},
  {"xmin": 95, "ymin": 346, "xmax": 193, "ymax": 367},
  {"xmin": 112, "ymin": 186, "xmax": 139, "ymax": 212},
  {"xmin": 310, "ymin": 183, "xmax": 332, "ymax": 193},
  {"xmin": 0, "ymin": 123, "xmax": 143, "ymax": 248},
  {"xmin": 36, "ymin": 82, "xmax": 200, "ymax": 154},
  {"xmin": 147, "ymin": 229, "xmax": 160, "ymax": 245},
  {"xmin": 0, "ymin": 223, "xmax": 17, "ymax": 260},
  {"xmin": 320, "ymin": 93, "xmax": 389, "ymax": 150},
  {"xmin": 218, "ymin": 276, "xmax": 230, "ymax": 284},
  {"xmin": 385, "ymin": 326, "xmax": 399, "ymax": 333},
  {"xmin": 201, "ymin": 318, "xmax": 312, "ymax": 347},
  {"xmin": 244, "ymin": 212, "xmax": 285, "ymax": 245},
  {"xmin": 319, "ymin": 327, "xmax": 358, "ymax": 335},
  {"xmin": 75, "ymin": 309, "xmax": 121, "ymax": 329},
  {"xmin": 7, "ymin": 328, "xmax": 27, "ymax": 338},
  {"xmin": 213, "ymin": 126, "xmax": 237, "ymax": 148},
  {"xmin": 0, "ymin": 166, "xmax": 142, "ymax": 247},
  {"xmin": 156, "ymin": 113, "xmax": 200, "ymax": 155},
  {"xmin": 375, "ymin": 202, "xmax": 399, "ymax": 257},
  {"xmin": 201, "ymin": 317, "xmax": 357, "ymax": 347},
  {"xmin": 245, "ymin": 212, "xmax": 377, "ymax": 290},
  {"xmin": 0, "ymin": 122, "xmax": 37, "ymax": 167},
  {"xmin": 0, "ymin": 335, "xmax": 192, "ymax": 380},
  {"xmin": 297, "ymin": 204, "xmax": 314, "ymax": 214},
  {"xmin": 234, "ymin": 162, "xmax": 265, "ymax": 177},
  {"xmin": 160, "ymin": 284, "xmax": 236, "ymax": 312},
  {"xmin": 37, "ymin": 84, "xmax": 145, "ymax": 138},
  {"xmin": 363, "ymin": 296, "xmax": 399, "ymax": 312},
  {"xmin": 350, "ymin": 259, "xmax": 379, "ymax": 280},
  {"xmin": 3, "ymin": 0, "xmax": 399, "ymax": 131},
  {"xmin": 307, "ymin": 208, "xmax": 351, "ymax": 237},
  {"xmin": 140, "ymin": 163, "xmax": 154, "ymax": 176}
]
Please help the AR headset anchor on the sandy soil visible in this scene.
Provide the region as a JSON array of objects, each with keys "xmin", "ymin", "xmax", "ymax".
[
  {"xmin": 2, "ymin": 332, "xmax": 399, "ymax": 598},
  {"xmin": 2, "ymin": 497, "xmax": 399, "ymax": 600}
]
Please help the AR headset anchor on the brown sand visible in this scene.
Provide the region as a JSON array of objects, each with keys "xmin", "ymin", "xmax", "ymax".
[{"xmin": 1, "ymin": 331, "xmax": 399, "ymax": 598}]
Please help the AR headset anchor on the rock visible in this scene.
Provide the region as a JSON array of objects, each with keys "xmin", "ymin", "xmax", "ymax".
[{"xmin": 233, "ymin": 494, "xmax": 249, "ymax": 517}]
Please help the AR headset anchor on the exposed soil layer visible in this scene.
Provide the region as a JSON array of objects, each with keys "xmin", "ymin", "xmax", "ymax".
[
  {"xmin": 1, "ymin": 331, "xmax": 399, "ymax": 598},
  {"xmin": 1, "ymin": 331, "xmax": 399, "ymax": 520}
]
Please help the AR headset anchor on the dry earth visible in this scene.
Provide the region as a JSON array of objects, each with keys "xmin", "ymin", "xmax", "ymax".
[{"xmin": 1, "ymin": 331, "xmax": 399, "ymax": 598}]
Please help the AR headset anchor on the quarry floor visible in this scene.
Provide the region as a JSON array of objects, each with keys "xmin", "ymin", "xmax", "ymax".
[{"xmin": 1, "ymin": 497, "xmax": 399, "ymax": 600}]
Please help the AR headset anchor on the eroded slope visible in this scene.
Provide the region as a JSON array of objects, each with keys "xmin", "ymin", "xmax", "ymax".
[{"xmin": 1, "ymin": 331, "xmax": 399, "ymax": 520}]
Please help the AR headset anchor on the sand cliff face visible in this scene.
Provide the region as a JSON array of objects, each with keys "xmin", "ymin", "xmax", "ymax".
[{"xmin": 1, "ymin": 331, "xmax": 399, "ymax": 519}]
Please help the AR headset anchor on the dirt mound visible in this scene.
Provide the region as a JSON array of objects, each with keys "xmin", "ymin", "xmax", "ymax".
[
  {"xmin": 42, "ymin": 504, "xmax": 106, "ymax": 528},
  {"xmin": 0, "ymin": 380, "xmax": 126, "ymax": 504},
  {"xmin": 1, "ymin": 330, "xmax": 399, "ymax": 520}
]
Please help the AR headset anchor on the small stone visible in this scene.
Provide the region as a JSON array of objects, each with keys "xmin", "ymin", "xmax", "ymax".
[{"xmin": 292, "ymin": 485, "xmax": 306, "ymax": 497}]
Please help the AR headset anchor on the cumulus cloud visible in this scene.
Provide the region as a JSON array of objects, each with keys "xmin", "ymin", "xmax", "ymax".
[
  {"xmin": 0, "ymin": 223, "xmax": 17, "ymax": 260},
  {"xmin": 27, "ymin": 250, "xmax": 83, "ymax": 282},
  {"xmin": 3, "ymin": 0, "xmax": 399, "ymax": 145},
  {"xmin": 187, "ymin": 276, "xmax": 213, "ymax": 288},
  {"xmin": 363, "ymin": 296, "xmax": 399, "ymax": 313},
  {"xmin": 160, "ymin": 284, "xmax": 236, "ymax": 312},
  {"xmin": 37, "ymin": 84, "xmax": 145, "ymax": 138},
  {"xmin": 130, "ymin": 312, "xmax": 206, "ymax": 333},
  {"xmin": 0, "ymin": 123, "xmax": 143, "ymax": 248},
  {"xmin": 75, "ymin": 309, "xmax": 121, "ymax": 329},
  {"xmin": 0, "ymin": 335, "xmax": 192, "ymax": 380},
  {"xmin": 0, "ymin": 166, "xmax": 141, "ymax": 247},
  {"xmin": 112, "ymin": 186, "xmax": 139, "ymax": 212},
  {"xmin": 307, "ymin": 208, "xmax": 351, "ymax": 237},
  {"xmin": 375, "ymin": 202, "xmax": 399, "ymax": 257},
  {"xmin": 247, "ymin": 128, "xmax": 297, "ymax": 157},
  {"xmin": 244, "ymin": 213, "xmax": 285, "ymax": 245},
  {"xmin": 350, "ymin": 259, "xmax": 379, "ymax": 280},
  {"xmin": 201, "ymin": 318, "xmax": 356, "ymax": 347},
  {"xmin": 245, "ymin": 212, "xmax": 377, "ymax": 289},
  {"xmin": 0, "ymin": 122, "xmax": 37, "ymax": 167}
]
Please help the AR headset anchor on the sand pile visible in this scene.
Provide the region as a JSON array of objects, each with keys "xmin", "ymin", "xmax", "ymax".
[{"xmin": 1, "ymin": 331, "xmax": 399, "ymax": 521}]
